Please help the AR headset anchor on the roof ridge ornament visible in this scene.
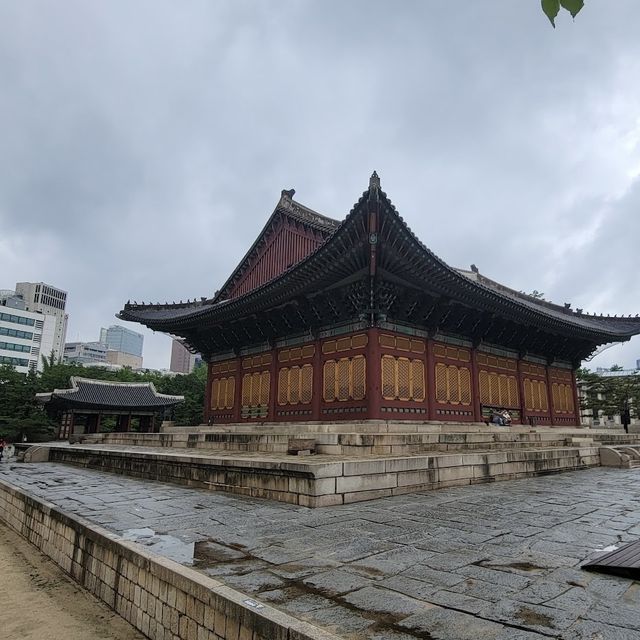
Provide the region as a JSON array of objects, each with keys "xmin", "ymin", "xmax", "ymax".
[
  {"xmin": 369, "ymin": 171, "xmax": 380, "ymax": 190},
  {"xmin": 279, "ymin": 188, "xmax": 296, "ymax": 211}
]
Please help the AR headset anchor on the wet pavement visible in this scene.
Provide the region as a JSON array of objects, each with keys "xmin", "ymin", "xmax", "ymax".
[{"xmin": 2, "ymin": 461, "xmax": 640, "ymax": 639}]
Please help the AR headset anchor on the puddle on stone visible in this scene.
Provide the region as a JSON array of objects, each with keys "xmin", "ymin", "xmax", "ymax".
[{"xmin": 122, "ymin": 528, "xmax": 195, "ymax": 565}]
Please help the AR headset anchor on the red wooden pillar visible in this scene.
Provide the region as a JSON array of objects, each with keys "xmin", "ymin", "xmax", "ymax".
[
  {"xmin": 204, "ymin": 361, "xmax": 213, "ymax": 424},
  {"xmin": 545, "ymin": 365, "xmax": 556, "ymax": 426},
  {"xmin": 367, "ymin": 327, "xmax": 382, "ymax": 420},
  {"xmin": 426, "ymin": 338, "xmax": 437, "ymax": 421},
  {"xmin": 268, "ymin": 346, "xmax": 278, "ymax": 422},
  {"xmin": 233, "ymin": 355, "xmax": 242, "ymax": 423},
  {"xmin": 311, "ymin": 337, "xmax": 323, "ymax": 421},
  {"xmin": 571, "ymin": 369, "xmax": 581, "ymax": 426},
  {"xmin": 517, "ymin": 359, "xmax": 528, "ymax": 426},
  {"xmin": 470, "ymin": 347, "xmax": 482, "ymax": 423}
]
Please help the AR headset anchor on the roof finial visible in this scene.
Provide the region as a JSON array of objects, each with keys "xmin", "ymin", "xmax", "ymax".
[
  {"xmin": 369, "ymin": 171, "xmax": 380, "ymax": 190},
  {"xmin": 279, "ymin": 188, "xmax": 295, "ymax": 210}
]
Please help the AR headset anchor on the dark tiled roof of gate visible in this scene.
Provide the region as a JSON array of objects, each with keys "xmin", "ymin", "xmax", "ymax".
[{"xmin": 36, "ymin": 377, "xmax": 184, "ymax": 409}]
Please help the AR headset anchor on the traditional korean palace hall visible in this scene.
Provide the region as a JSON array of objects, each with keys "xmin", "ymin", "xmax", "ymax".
[
  {"xmin": 26, "ymin": 174, "xmax": 640, "ymax": 506},
  {"xmin": 119, "ymin": 173, "xmax": 640, "ymax": 428}
]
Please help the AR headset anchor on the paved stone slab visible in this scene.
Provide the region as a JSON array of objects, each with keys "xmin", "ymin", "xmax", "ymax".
[{"xmin": 3, "ymin": 462, "xmax": 640, "ymax": 639}]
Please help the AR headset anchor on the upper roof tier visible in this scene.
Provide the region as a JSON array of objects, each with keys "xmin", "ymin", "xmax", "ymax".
[{"xmin": 118, "ymin": 174, "xmax": 640, "ymax": 353}]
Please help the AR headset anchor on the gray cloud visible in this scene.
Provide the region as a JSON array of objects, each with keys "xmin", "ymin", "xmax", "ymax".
[{"xmin": 1, "ymin": 0, "xmax": 639, "ymax": 369}]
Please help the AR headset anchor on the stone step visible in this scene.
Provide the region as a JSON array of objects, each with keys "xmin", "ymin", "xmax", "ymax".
[{"xmin": 29, "ymin": 443, "xmax": 601, "ymax": 507}]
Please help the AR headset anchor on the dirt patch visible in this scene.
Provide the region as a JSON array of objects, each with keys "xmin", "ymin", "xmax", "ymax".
[
  {"xmin": 515, "ymin": 605, "xmax": 554, "ymax": 628},
  {"xmin": 0, "ymin": 521, "xmax": 145, "ymax": 640}
]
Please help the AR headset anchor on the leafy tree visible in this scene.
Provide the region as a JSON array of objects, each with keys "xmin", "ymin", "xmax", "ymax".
[
  {"xmin": 577, "ymin": 368, "xmax": 640, "ymax": 432},
  {"xmin": 542, "ymin": 0, "xmax": 584, "ymax": 27}
]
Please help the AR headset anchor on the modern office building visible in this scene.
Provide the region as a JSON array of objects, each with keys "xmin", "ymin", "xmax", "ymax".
[
  {"xmin": 170, "ymin": 339, "xmax": 200, "ymax": 374},
  {"xmin": 0, "ymin": 290, "xmax": 56, "ymax": 373},
  {"xmin": 105, "ymin": 350, "xmax": 143, "ymax": 369},
  {"xmin": 15, "ymin": 282, "xmax": 68, "ymax": 363},
  {"xmin": 100, "ymin": 325, "xmax": 144, "ymax": 358},
  {"xmin": 64, "ymin": 341, "xmax": 108, "ymax": 365}
]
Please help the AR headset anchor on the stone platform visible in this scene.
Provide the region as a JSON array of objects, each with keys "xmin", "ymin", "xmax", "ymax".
[
  {"xmin": 3, "ymin": 462, "xmax": 640, "ymax": 639},
  {"xmin": 25, "ymin": 423, "xmax": 640, "ymax": 506}
]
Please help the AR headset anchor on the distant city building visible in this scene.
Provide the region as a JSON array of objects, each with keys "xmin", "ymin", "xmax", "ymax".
[
  {"xmin": 64, "ymin": 341, "xmax": 108, "ymax": 365},
  {"xmin": 637, "ymin": 359, "xmax": 640, "ymax": 370},
  {"xmin": 100, "ymin": 325, "xmax": 143, "ymax": 358},
  {"xmin": 170, "ymin": 339, "xmax": 200, "ymax": 374},
  {"xmin": 105, "ymin": 350, "xmax": 143, "ymax": 369},
  {"xmin": 15, "ymin": 282, "xmax": 68, "ymax": 362},
  {"xmin": 0, "ymin": 290, "xmax": 56, "ymax": 373}
]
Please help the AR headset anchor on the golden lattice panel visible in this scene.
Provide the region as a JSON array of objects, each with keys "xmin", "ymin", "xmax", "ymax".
[
  {"xmin": 412, "ymin": 359, "xmax": 426, "ymax": 401},
  {"xmin": 459, "ymin": 368, "xmax": 471, "ymax": 406},
  {"xmin": 352, "ymin": 355, "xmax": 366, "ymax": 401}
]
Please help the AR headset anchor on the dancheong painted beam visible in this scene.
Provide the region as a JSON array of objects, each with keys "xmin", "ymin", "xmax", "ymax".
[{"xmin": 119, "ymin": 173, "xmax": 640, "ymax": 426}]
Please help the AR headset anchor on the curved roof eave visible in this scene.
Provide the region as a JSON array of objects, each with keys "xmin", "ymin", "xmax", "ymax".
[{"xmin": 119, "ymin": 183, "xmax": 640, "ymax": 343}]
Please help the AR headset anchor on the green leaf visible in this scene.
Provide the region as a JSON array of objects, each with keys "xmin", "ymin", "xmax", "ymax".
[
  {"xmin": 542, "ymin": 0, "xmax": 560, "ymax": 27},
  {"xmin": 560, "ymin": 0, "xmax": 584, "ymax": 19}
]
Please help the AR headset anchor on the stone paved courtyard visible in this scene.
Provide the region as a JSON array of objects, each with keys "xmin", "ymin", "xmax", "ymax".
[{"xmin": 2, "ymin": 462, "xmax": 640, "ymax": 639}]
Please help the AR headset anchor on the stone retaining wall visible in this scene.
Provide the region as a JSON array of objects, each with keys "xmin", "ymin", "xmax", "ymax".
[
  {"xmin": 44, "ymin": 444, "xmax": 601, "ymax": 507},
  {"xmin": 79, "ymin": 430, "xmax": 619, "ymax": 457},
  {"xmin": 0, "ymin": 479, "xmax": 338, "ymax": 640}
]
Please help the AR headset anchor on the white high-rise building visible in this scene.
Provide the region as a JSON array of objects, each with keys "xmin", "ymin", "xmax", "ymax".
[
  {"xmin": 0, "ymin": 290, "xmax": 56, "ymax": 373},
  {"xmin": 15, "ymin": 282, "xmax": 68, "ymax": 362}
]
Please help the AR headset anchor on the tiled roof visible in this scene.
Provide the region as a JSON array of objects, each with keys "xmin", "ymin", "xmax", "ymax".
[{"xmin": 36, "ymin": 377, "xmax": 184, "ymax": 409}]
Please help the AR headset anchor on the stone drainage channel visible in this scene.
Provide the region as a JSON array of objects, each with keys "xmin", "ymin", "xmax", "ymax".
[{"xmin": 2, "ymin": 461, "xmax": 640, "ymax": 639}]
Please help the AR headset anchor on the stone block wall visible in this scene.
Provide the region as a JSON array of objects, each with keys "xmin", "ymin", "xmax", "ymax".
[{"xmin": 0, "ymin": 479, "xmax": 338, "ymax": 640}]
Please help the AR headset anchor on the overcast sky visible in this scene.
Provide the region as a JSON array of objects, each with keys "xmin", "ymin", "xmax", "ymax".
[{"xmin": 2, "ymin": 1, "xmax": 639, "ymax": 371}]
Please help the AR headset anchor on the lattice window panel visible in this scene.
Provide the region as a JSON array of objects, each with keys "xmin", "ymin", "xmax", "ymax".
[
  {"xmin": 211, "ymin": 379, "xmax": 219, "ymax": 410},
  {"xmin": 524, "ymin": 379, "xmax": 533, "ymax": 410},
  {"xmin": 352, "ymin": 355, "xmax": 366, "ymax": 401},
  {"xmin": 396, "ymin": 357, "xmax": 410, "ymax": 400},
  {"xmin": 479, "ymin": 370, "xmax": 490, "ymax": 404},
  {"xmin": 508, "ymin": 377, "xmax": 518, "ymax": 407},
  {"xmin": 566, "ymin": 386, "xmax": 574, "ymax": 413},
  {"xmin": 336, "ymin": 337, "xmax": 351, "ymax": 353},
  {"xmin": 336, "ymin": 358, "xmax": 350, "ymax": 401},
  {"xmin": 289, "ymin": 366, "xmax": 301, "ymax": 405},
  {"xmin": 301, "ymin": 364, "xmax": 313, "ymax": 404},
  {"xmin": 225, "ymin": 378, "xmax": 235, "ymax": 409},
  {"xmin": 382, "ymin": 355, "xmax": 396, "ymax": 400},
  {"xmin": 552, "ymin": 383, "xmax": 561, "ymax": 412},
  {"xmin": 242, "ymin": 374, "xmax": 252, "ymax": 407},
  {"xmin": 489, "ymin": 373, "xmax": 499, "ymax": 405},
  {"xmin": 498, "ymin": 375, "xmax": 509, "ymax": 406},
  {"xmin": 278, "ymin": 369, "xmax": 288, "ymax": 406},
  {"xmin": 435, "ymin": 363, "xmax": 448, "ymax": 403},
  {"xmin": 259, "ymin": 371, "xmax": 270, "ymax": 406},
  {"xmin": 396, "ymin": 337, "xmax": 411, "ymax": 352},
  {"xmin": 447, "ymin": 365, "xmax": 460, "ymax": 404},
  {"xmin": 539, "ymin": 381, "xmax": 548, "ymax": 411},
  {"xmin": 459, "ymin": 367, "xmax": 471, "ymax": 406},
  {"xmin": 323, "ymin": 360, "xmax": 336, "ymax": 401},
  {"xmin": 411, "ymin": 359, "xmax": 426, "ymax": 402}
]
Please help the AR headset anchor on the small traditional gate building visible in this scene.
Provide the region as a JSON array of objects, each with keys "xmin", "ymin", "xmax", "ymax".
[
  {"xmin": 37, "ymin": 377, "xmax": 184, "ymax": 439},
  {"xmin": 119, "ymin": 175, "xmax": 640, "ymax": 427}
]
